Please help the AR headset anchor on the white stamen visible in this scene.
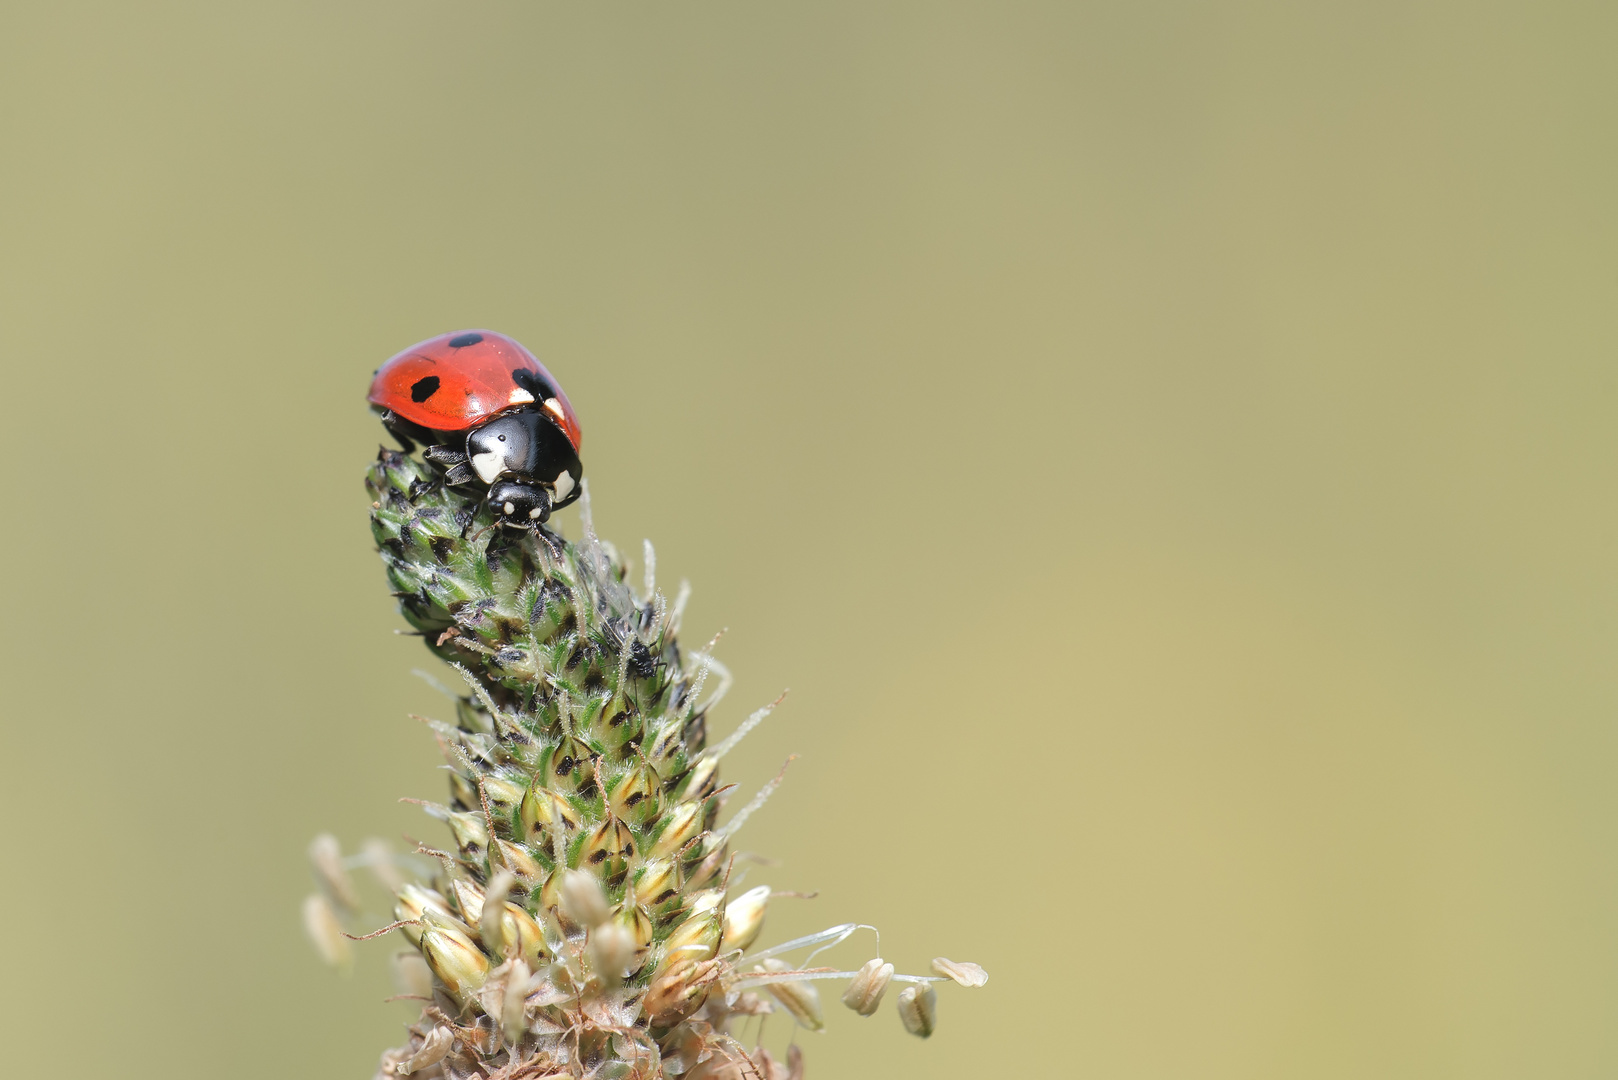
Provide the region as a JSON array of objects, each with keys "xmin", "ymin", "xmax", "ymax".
[{"xmin": 471, "ymin": 451, "xmax": 504, "ymax": 484}]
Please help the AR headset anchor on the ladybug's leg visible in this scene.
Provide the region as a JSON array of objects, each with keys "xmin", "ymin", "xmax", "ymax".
[
  {"xmin": 409, "ymin": 462, "xmax": 478, "ymax": 501},
  {"xmin": 442, "ymin": 463, "xmax": 477, "ymax": 487},
  {"xmin": 460, "ymin": 491, "xmax": 491, "ymax": 539},
  {"xmin": 423, "ymin": 445, "xmax": 468, "ymax": 469},
  {"xmin": 379, "ymin": 410, "xmax": 418, "ymax": 453},
  {"xmin": 407, "ymin": 473, "xmax": 443, "ymax": 501}
]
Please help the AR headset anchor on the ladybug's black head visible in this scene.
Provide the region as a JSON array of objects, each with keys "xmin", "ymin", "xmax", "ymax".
[{"xmin": 488, "ymin": 479, "xmax": 552, "ymax": 529}]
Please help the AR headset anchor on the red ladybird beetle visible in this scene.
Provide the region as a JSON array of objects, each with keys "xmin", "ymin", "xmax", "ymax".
[{"xmin": 369, "ymin": 330, "xmax": 583, "ymax": 529}]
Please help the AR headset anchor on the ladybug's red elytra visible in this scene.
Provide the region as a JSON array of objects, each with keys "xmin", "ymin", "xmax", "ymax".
[{"xmin": 369, "ymin": 330, "xmax": 583, "ymax": 530}]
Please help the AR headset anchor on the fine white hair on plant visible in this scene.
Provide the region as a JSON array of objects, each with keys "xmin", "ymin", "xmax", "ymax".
[
  {"xmin": 706, "ymin": 690, "xmax": 789, "ymax": 765},
  {"xmin": 718, "ymin": 755, "xmax": 796, "ymax": 842},
  {"xmin": 669, "ymin": 579, "xmax": 691, "ymax": 634}
]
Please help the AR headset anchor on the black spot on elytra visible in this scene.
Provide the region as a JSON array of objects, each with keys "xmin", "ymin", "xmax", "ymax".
[
  {"xmin": 449, "ymin": 332, "xmax": 483, "ymax": 348},
  {"xmin": 511, "ymin": 367, "xmax": 553, "ymax": 398},
  {"xmin": 410, "ymin": 376, "xmax": 440, "ymax": 402}
]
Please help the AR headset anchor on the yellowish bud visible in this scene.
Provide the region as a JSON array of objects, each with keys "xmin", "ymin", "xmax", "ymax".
[
  {"xmin": 614, "ymin": 900, "xmax": 655, "ymax": 951},
  {"xmin": 496, "ymin": 902, "xmax": 548, "ymax": 966},
  {"xmin": 896, "ymin": 982, "xmax": 937, "ymax": 1038},
  {"xmin": 841, "ymin": 958, "xmax": 895, "ymax": 1016},
  {"xmin": 679, "ymin": 755, "xmax": 720, "ymax": 801},
  {"xmin": 684, "ymin": 838, "xmax": 728, "ymax": 891},
  {"xmin": 444, "ymin": 810, "xmax": 490, "ymax": 859},
  {"xmin": 595, "ymin": 698, "xmax": 642, "ymax": 749},
  {"xmin": 449, "ymin": 878, "xmax": 487, "ymax": 928},
  {"xmin": 608, "ymin": 762, "xmax": 662, "ymax": 824},
  {"xmin": 583, "ymin": 818, "xmax": 636, "ymax": 880},
  {"xmin": 643, "ymin": 719, "xmax": 685, "ymax": 772},
  {"xmin": 492, "ymin": 839, "xmax": 544, "ymax": 886},
  {"xmin": 301, "ymin": 893, "xmax": 352, "ymax": 972},
  {"xmin": 930, "ymin": 956, "xmax": 988, "ymax": 988},
  {"xmin": 757, "ymin": 958, "xmax": 823, "ymax": 1031},
  {"xmin": 719, "ymin": 885, "xmax": 770, "ymax": 953},
  {"xmin": 418, "ymin": 910, "xmax": 490, "ymax": 1003},
  {"xmin": 448, "ymin": 771, "xmax": 479, "ymax": 812},
  {"xmin": 648, "ymin": 801, "xmax": 704, "ymax": 858},
  {"xmin": 453, "ymin": 695, "xmax": 493, "ymax": 733},
  {"xmin": 661, "ymin": 909, "xmax": 722, "ymax": 967},
  {"xmin": 480, "ymin": 775, "xmax": 524, "ymax": 816},
  {"xmin": 545, "ymin": 735, "xmax": 594, "ymax": 792},
  {"xmin": 519, "ymin": 784, "xmax": 581, "ymax": 848},
  {"xmin": 393, "ymin": 884, "xmax": 456, "ymax": 946},
  {"xmin": 632, "ymin": 858, "xmax": 682, "ymax": 910},
  {"xmin": 307, "ymin": 834, "xmax": 359, "ymax": 912},
  {"xmin": 686, "ymin": 889, "xmax": 724, "ymax": 917},
  {"xmin": 643, "ymin": 957, "xmax": 723, "ymax": 1027}
]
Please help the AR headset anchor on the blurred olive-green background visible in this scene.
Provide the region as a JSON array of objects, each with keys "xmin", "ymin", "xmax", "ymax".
[{"xmin": 3, "ymin": 3, "xmax": 1616, "ymax": 1077}]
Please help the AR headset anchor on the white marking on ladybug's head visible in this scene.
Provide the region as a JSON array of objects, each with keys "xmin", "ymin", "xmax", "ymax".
[
  {"xmin": 529, "ymin": 507, "xmax": 543, "ymax": 519},
  {"xmin": 508, "ymin": 388, "xmax": 535, "ymax": 406},
  {"xmin": 552, "ymin": 469, "xmax": 576, "ymax": 502},
  {"xmin": 471, "ymin": 451, "xmax": 505, "ymax": 484},
  {"xmin": 503, "ymin": 501, "xmax": 516, "ymax": 515},
  {"xmin": 543, "ymin": 398, "xmax": 567, "ymax": 425}
]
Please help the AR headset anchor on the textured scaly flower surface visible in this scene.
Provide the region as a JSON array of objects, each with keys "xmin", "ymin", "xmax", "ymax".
[{"xmin": 305, "ymin": 439, "xmax": 986, "ymax": 1079}]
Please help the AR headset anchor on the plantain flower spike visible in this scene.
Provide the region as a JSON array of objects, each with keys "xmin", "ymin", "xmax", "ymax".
[{"xmin": 304, "ymin": 340, "xmax": 989, "ymax": 1077}]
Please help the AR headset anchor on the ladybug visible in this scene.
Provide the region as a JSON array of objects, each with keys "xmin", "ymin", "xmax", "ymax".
[{"xmin": 368, "ymin": 330, "xmax": 583, "ymax": 529}]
